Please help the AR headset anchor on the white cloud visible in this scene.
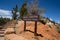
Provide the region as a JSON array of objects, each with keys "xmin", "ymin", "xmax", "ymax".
[
  {"xmin": 0, "ymin": 9, "xmax": 12, "ymax": 15},
  {"xmin": 0, "ymin": 9, "xmax": 12, "ymax": 19},
  {"xmin": 49, "ymin": 18, "xmax": 53, "ymax": 21},
  {"xmin": 2, "ymin": 16, "xmax": 12, "ymax": 19},
  {"xmin": 57, "ymin": 21, "xmax": 60, "ymax": 23}
]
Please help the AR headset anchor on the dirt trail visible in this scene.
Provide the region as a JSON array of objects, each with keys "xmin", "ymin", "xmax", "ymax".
[{"xmin": 0, "ymin": 28, "xmax": 5, "ymax": 40}]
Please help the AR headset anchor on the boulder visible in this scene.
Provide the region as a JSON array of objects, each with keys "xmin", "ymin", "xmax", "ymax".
[{"xmin": 4, "ymin": 28, "xmax": 15, "ymax": 35}]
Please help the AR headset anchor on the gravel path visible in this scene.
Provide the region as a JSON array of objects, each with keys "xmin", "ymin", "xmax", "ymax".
[{"xmin": 0, "ymin": 37, "xmax": 4, "ymax": 40}]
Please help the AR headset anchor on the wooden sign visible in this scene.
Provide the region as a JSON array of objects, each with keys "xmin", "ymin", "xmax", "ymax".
[
  {"xmin": 23, "ymin": 15, "xmax": 39, "ymax": 36},
  {"xmin": 23, "ymin": 15, "xmax": 39, "ymax": 21}
]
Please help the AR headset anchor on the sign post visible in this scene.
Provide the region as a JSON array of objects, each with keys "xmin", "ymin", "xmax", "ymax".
[
  {"xmin": 23, "ymin": 15, "xmax": 39, "ymax": 36},
  {"xmin": 34, "ymin": 21, "xmax": 37, "ymax": 36},
  {"xmin": 24, "ymin": 21, "xmax": 26, "ymax": 31}
]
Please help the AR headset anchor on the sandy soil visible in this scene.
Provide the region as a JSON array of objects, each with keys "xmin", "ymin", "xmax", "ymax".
[
  {"xmin": 5, "ymin": 20, "xmax": 60, "ymax": 40},
  {"xmin": 0, "ymin": 37, "xmax": 4, "ymax": 40}
]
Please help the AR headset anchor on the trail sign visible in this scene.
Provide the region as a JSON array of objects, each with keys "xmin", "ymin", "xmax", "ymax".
[
  {"xmin": 23, "ymin": 15, "xmax": 39, "ymax": 21},
  {"xmin": 23, "ymin": 15, "xmax": 39, "ymax": 36}
]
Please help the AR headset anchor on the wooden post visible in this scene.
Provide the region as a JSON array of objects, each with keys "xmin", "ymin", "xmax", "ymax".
[
  {"xmin": 34, "ymin": 21, "xmax": 37, "ymax": 36},
  {"xmin": 24, "ymin": 21, "xmax": 26, "ymax": 31}
]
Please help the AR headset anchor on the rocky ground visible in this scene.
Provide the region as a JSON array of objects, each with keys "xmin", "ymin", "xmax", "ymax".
[
  {"xmin": 4, "ymin": 20, "xmax": 60, "ymax": 40},
  {"xmin": 0, "ymin": 37, "xmax": 4, "ymax": 40},
  {"xmin": 0, "ymin": 29, "xmax": 5, "ymax": 40}
]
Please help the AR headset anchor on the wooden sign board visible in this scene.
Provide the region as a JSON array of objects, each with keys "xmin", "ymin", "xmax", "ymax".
[
  {"xmin": 23, "ymin": 15, "xmax": 39, "ymax": 36},
  {"xmin": 23, "ymin": 15, "xmax": 39, "ymax": 21}
]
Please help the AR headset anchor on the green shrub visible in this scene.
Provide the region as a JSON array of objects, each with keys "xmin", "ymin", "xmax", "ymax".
[
  {"xmin": 51, "ymin": 34, "xmax": 56, "ymax": 37},
  {"xmin": 0, "ymin": 17, "xmax": 10, "ymax": 26},
  {"xmin": 46, "ymin": 30, "xmax": 49, "ymax": 32},
  {"xmin": 39, "ymin": 20, "xmax": 46, "ymax": 25},
  {"xmin": 48, "ymin": 25, "xmax": 52, "ymax": 28},
  {"xmin": 56, "ymin": 27, "xmax": 60, "ymax": 33}
]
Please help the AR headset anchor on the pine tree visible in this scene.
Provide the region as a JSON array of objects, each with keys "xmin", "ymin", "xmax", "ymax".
[
  {"xmin": 12, "ymin": 5, "xmax": 18, "ymax": 20},
  {"xmin": 19, "ymin": 2, "xmax": 28, "ymax": 19}
]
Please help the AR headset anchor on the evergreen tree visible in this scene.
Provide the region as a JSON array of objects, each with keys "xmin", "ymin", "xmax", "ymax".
[
  {"xmin": 12, "ymin": 5, "xmax": 18, "ymax": 20},
  {"xmin": 0, "ymin": 17, "xmax": 10, "ymax": 26},
  {"xmin": 19, "ymin": 2, "xmax": 28, "ymax": 19}
]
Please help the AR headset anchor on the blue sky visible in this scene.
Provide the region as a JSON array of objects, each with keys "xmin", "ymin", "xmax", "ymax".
[{"xmin": 0, "ymin": 0, "xmax": 60, "ymax": 23}]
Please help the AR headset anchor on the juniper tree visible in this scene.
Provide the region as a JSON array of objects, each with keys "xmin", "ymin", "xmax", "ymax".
[
  {"xmin": 12, "ymin": 5, "xmax": 18, "ymax": 20},
  {"xmin": 19, "ymin": 2, "xmax": 28, "ymax": 19}
]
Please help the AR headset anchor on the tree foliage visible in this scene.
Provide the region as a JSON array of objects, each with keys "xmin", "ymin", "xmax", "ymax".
[
  {"xmin": 0, "ymin": 17, "xmax": 10, "ymax": 26},
  {"xmin": 28, "ymin": 0, "xmax": 44, "ymax": 16},
  {"xmin": 19, "ymin": 2, "xmax": 28, "ymax": 19},
  {"xmin": 12, "ymin": 5, "xmax": 18, "ymax": 20}
]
